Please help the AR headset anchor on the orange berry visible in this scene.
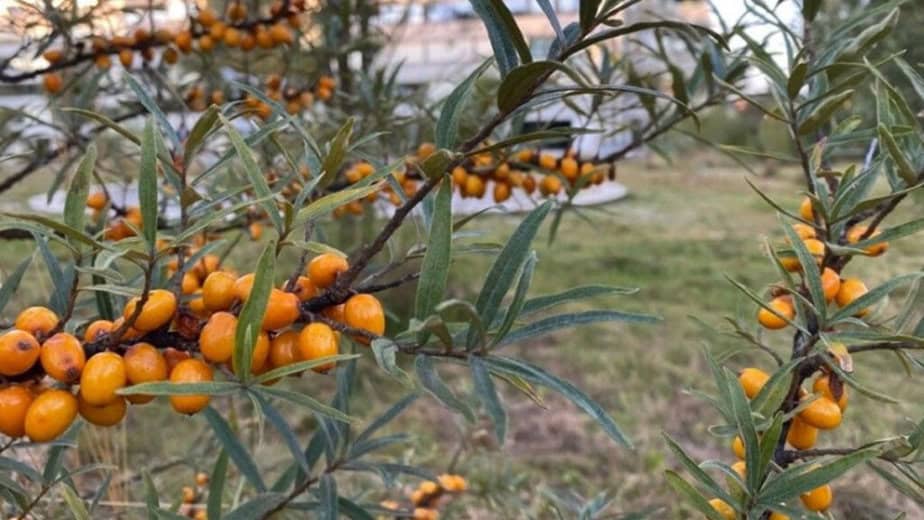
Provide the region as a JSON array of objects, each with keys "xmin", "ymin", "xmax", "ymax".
[
  {"xmin": 234, "ymin": 273, "xmax": 256, "ymax": 301},
  {"xmin": 95, "ymin": 54, "xmax": 112, "ymax": 69},
  {"xmin": 297, "ymin": 323, "xmax": 338, "ymax": 372},
  {"xmin": 43, "ymin": 49, "xmax": 64, "ymax": 63},
  {"xmin": 798, "ymin": 396, "xmax": 842, "ymax": 430},
  {"xmin": 182, "ymin": 485, "xmax": 196, "ymax": 503},
  {"xmin": 182, "ymin": 272, "xmax": 200, "ymax": 295},
  {"xmin": 86, "ymin": 191, "xmax": 108, "ymax": 210},
  {"xmin": 175, "ymin": 30, "xmax": 194, "ymax": 52},
  {"xmin": 786, "ymin": 416, "xmax": 818, "ymax": 450},
  {"xmin": 731, "ymin": 460, "xmax": 746, "ymax": 480},
  {"xmin": 79, "ymin": 352, "xmax": 127, "ymax": 406},
  {"xmin": 307, "ymin": 253, "xmax": 349, "ymax": 288},
  {"xmin": 197, "ymin": 7, "xmax": 218, "ymax": 26},
  {"xmin": 538, "ymin": 153, "xmax": 557, "ymax": 170},
  {"xmin": 539, "ymin": 175, "xmax": 562, "ymax": 196},
  {"xmin": 560, "ymin": 157, "xmax": 579, "ymax": 181},
  {"xmin": 261, "ymin": 289, "xmax": 300, "ymax": 330},
  {"xmin": 522, "ymin": 175, "xmax": 536, "ymax": 194},
  {"xmin": 343, "ymin": 293, "xmax": 385, "ymax": 342},
  {"xmin": 255, "ymin": 28, "xmax": 274, "ymax": 49},
  {"xmin": 208, "ymin": 22, "xmax": 227, "ymax": 41},
  {"xmin": 15, "ymin": 306, "xmax": 59, "ymax": 338},
  {"xmin": 847, "ymin": 225, "xmax": 888, "ymax": 256},
  {"xmin": 227, "ymin": 2, "xmax": 247, "ymax": 21},
  {"xmin": 118, "ymin": 49, "xmax": 134, "ymax": 68},
  {"xmin": 821, "ymin": 267, "xmax": 841, "ymax": 302},
  {"xmin": 269, "ymin": 23, "xmax": 293, "ymax": 44},
  {"xmin": 196, "ymin": 471, "xmax": 209, "ymax": 486},
  {"xmin": 40, "ymin": 333, "xmax": 85, "ymax": 383},
  {"xmin": 800, "ymin": 484, "xmax": 833, "ymax": 511},
  {"xmin": 463, "ymin": 174, "xmax": 486, "ymax": 198},
  {"xmin": 451, "ymin": 166, "xmax": 467, "ymax": 187},
  {"xmin": 249, "ymin": 222, "xmax": 263, "ymax": 240},
  {"xmin": 240, "ymin": 32, "xmax": 257, "ymax": 51},
  {"xmin": 731, "ymin": 436, "xmax": 745, "ymax": 459},
  {"xmin": 799, "ymin": 196, "xmax": 816, "ymax": 221},
  {"xmin": 200, "ymin": 271, "xmax": 236, "ymax": 311},
  {"xmin": 200, "ymin": 312, "xmax": 238, "ymax": 363},
  {"xmin": 516, "ymin": 148, "xmax": 535, "ymax": 163},
  {"xmin": 198, "ymin": 35, "xmax": 215, "ymax": 52},
  {"xmin": 162, "ymin": 47, "xmax": 179, "ymax": 64},
  {"xmin": 835, "ymin": 278, "xmax": 869, "ymax": 317},
  {"xmin": 24, "ymin": 389, "xmax": 78, "ymax": 442},
  {"xmin": 123, "ymin": 289, "xmax": 177, "ymax": 332},
  {"xmin": 78, "ymin": 395, "xmax": 127, "ymax": 427},
  {"xmin": 169, "ymin": 358, "xmax": 213, "ymax": 414},
  {"xmin": 269, "ymin": 330, "xmax": 301, "ymax": 369},
  {"xmin": 707, "ymin": 498, "xmax": 735, "ymax": 520},
  {"xmin": 757, "ymin": 296, "xmax": 794, "ymax": 330},
  {"xmin": 813, "ymin": 375, "xmax": 848, "ymax": 411},
  {"xmin": 493, "ymin": 182, "xmax": 511, "ymax": 203},
  {"xmin": 322, "ymin": 303, "xmax": 345, "ymax": 324},
  {"xmin": 43, "ymin": 73, "xmax": 63, "ymax": 93},
  {"xmin": 289, "ymin": 276, "xmax": 317, "ymax": 301},
  {"xmin": 802, "ymin": 238, "xmax": 825, "ymax": 264},
  {"xmin": 791, "ymin": 223, "xmax": 816, "ymax": 240},
  {"xmin": 738, "ymin": 367, "xmax": 770, "ymax": 399},
  {"xmin": 417, "ymin": 142, "xmax": 435, "ymax": 159},
  {"xmin": 123, "ymin": 343, "xmax": 168, "ymax": 404},
  {"xmin": 234, "ymin": 332, "xmax": 270, "ymax": 375},
  {"xmin": 779, "ymin": 253, "xmax": 801, "ymax": 272},
  {"xmin": 163, "ymin": 347, "xmax": 191, "ymax": 373},
  {"xmin": 0, "ymin": 385, "xmax": 34, "ymax": 437},
  {"xmin": 0, "ymin": 330, "xmax": 41, "ymax": 376},
  {"xmin": 188, "ymin": 290, "xmax": 208, "ymax": 317}
]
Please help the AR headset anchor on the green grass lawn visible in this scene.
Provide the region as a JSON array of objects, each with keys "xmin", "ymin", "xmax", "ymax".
[{"xmin": 1, "ymin": 155, "xmax": 922, "ymax": 518}]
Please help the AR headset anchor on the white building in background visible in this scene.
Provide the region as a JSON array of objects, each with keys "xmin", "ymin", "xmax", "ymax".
[{"xmin": 371, "ymin": 0, "xmax": 711, "ymax": 158}]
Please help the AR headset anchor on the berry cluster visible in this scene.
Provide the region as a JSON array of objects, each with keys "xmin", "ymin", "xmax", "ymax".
[
  {"xmin": 0, "ymin": 252, "xmax": 383, "ymax": 443},
  {"xmin": 378, "ymin": 473, "xmax": 467, "ymax": 520}
]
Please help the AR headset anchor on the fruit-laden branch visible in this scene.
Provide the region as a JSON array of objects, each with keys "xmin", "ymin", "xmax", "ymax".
[{"xmin": 0, "ymin": 8, "xmax": 304, "ymax": 83}]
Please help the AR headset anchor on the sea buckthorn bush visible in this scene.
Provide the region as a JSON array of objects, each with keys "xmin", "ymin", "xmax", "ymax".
[
  {"xmin": 0, "ymin": 0, "xmax": 751, "ymax": 517},
  {"xmin": 667, "ymin": 2, "xmax": 924, "ymax": 519}
]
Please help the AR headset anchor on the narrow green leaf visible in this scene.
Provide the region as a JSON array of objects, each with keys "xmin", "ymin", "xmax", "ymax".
[
  {"xmin": 218, "ymin": 113, "xmax": 283, "ymax": 232},
  {"xmin": 62, "ymin": 108, "xmax": 140, "ymax": 144},
  {"xmin": 294, "ymin": 183, "xmax": 382, "ymax": 225},
  {"xmin": 203, "ymin": 407, "xmax": 266, "ymax": 492},
  {"xmin": 0, "ymin": 254, "xmax": 33, "ymax": 315},
  {"xmin": 780, "ymin": 215, "xmax": 826, "ymax": 324},
  {"xmin": 471, "ymin": 201, "xmax": 552, "ymax": 346},
  {"xmin": 579, "ymin": 0, "xmax": 602, "ymax": 32},
  {"xmin": 830, "ymin": 273, "xmax": 924, "ymax": 323},
  {"xmin": 319, "ymin": 474, "xmax": 338, "ymax": 520},
  {"xmin": 469, "ymin": 1, "xmax": 523, "ymax": 75},
  {"xmin": 234, "ymin": 240, "xmax": 276, "ymax": 382},
  {"xmin": 496, "ymin": 310, "xmax": 659, "ymax": 347},
  {"xmin": 61, "ymin": 484, "xmax": 90, "ymax": 520},
  {"xmin": 492, "ymin": 252, "xmax": 536, "ymax": 345},
  {"xmin": 63, "ymin": 144, "xmax": 96, "ymax": 233},
  {"xmin": 484, "ymin": 356, "xmax": 630, "ymax": 447},
  {"xmin": 251, "ymin": 355, "xmax": 360, "ymax": 384},
  {"xmin": 471, "ymin": 356, "xmax": 507, "ymax": 444},
  {"xmin": 497, "ymin": 61, "xmax": 558, "ymax": 113},
  {"xmin": 252, "ymin": 392, "xmax": 309, "ymax": 473},
  {"xmin": 320, "ymin": 118, "xmax": 355, "ymax": 189},
  {"xmin": 370, "ymin": 338, "xmax": 414, "ymax": 387},
  {"xmin": 757, "ymin": 446, "xmax": 883, "ymax": 505},
  {"xmin": 125, "ymin": 74, "xmax": 180, "ymax": 145},
  {"xmin": 415, "ymin": 180, "xmax": 453, "ymax": 320},
  {"xmin": 139, "ymin": 118, "xmax": 158, "ymax": 248},
  {"xmin": 664, "ymin": 470, "xmax": 730, "ymax": 520},
  {"xmin": 877, "ymin": 123, "xmax": 919, "ymax": 186},
  {"xmin": 223, "ymin": 493, "xmax": 287, "ymax": 520},
  {"xmin": 415, "ymin": 356, "xmax": 474, "ymax": 422},
  {"xmin": 117, "ymin": 381, "xmax": 240, "ymax": 396},
  {"xmin": 797, "ymin": 90, "xmax": 854, "ymax": 135},
  {"xmin": 258, "ymin": 386, "xmax": 355, "ymax": 423},
  {"xmin": 207, "ymin": 450, "xmax": 229, "ymax": 520},
  {"xmin": 787, "ymin": 61, "xmax": 808, "ymax": 98},
  {"xmin": 519, "ymin": 285, "xmax": 638, "ymax": 316},
  {"xmin": 663, "ymin": 434, "xmax": 736, "ymax": 506},
  {"xmin": 184, "ymin": 105, "xmax": 220, "ymax": 161},
  {"xmin": 436, "ymin": 60, "xmax": 492, "ymax": 148}
]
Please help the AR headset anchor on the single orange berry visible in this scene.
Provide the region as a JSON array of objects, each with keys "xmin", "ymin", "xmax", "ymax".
[
  {"xmin": 169, "ymin": 358, "xmax": 213, "ymax": 414},
  {"xmin": 462, "ymin": 174, "xmax": 486, "ymax": 199},
  {"xmin": 798, "ymin": 396, "xmax": 842, "ymax": 430},
  {"xmin": 118, "ymin": 49, "xmax": 134, "ymax": 68},
  {"xmin": 539, "ymin": 175, "xmax": 562, "ymax": 197},
  {"xmin": 15, "ymin": 306, "xmax": 59, "ymax": 338},
  {"xmin": 707, "ymin": 498, "xmax": 735, "ymax": 520},
  {"xmin": 40, "ymin": 333, "xmax": 85, "ymax": 383},
  {"xmin": 835, "ymin": 278, "xmax": 869, "ymax": 317},
  {"xmin": 799, "ymin": 196, "xmax": 816, "ymax": 221},
  {"xmin": 261, "ymin": 289, "xmax": 300, "ymax": 330},
  {"xmin": 182, "ymin": 485, "xmax": 196, "ymax": 503},
  {"xmin": 163, "ymin": 347, "xmax": 191, "ymax": 373},
  {"xmin": 0, "ymin": 330, "xmax": 41, "ymax": 376},
  {"xmin": 791, "ymin": 223, "xmax": 816, "ymax": 240},
  {"xmin": 813, "ymin": 374, "xmax": 848, "ymax": 411},
  {"xmin": 786, "ymin": 416, "xmax": 818, "ymax": 450},
  {"xmin": 307, "ymin": 253, "xmax": 349, "ymax": 288},
  {"xmin": 199, "ymin": 312, "xmax": 238, "ymax": 364},
  {"xmin": 821, "ymin": 267, "xmax": 841, "ymax": 302},
  {"xmin": 269, "ymin": 330, "xmax": 301, "ymax": 369},
  {"xmin": 196, "ymin": 471, "xmax": 209, "ymax": 486},
  {"xmin": 289, "ymin": 276, "xmax": 317, "ymax": 301},
  {"xmin": 731, "ymin": 460, "xmax": 746, "ymax": 480},
  {"xmin": 80, "ymin": 352, "xmax": 127, "ymax": 406},
  {"xmin": 234, "ymin": 273, "xmax": 256, "ymax": 301},
  {"xmin": 203, "ymin": 271, "xmax": 238, "ymax": 311},
  {"xmin": 0, "ymin": 385, "xmax": 34, "ymax": 437},
  {"xmin": 123, "ymin": 343, "xmax": 168, "ymax": 404},
  {"xmin": 43, "ymin": 73, "xmax": 63, "ymax": 93},
  {"xmin": 538, "ymin": 153, "xmax": 557, "ymax": 170},
  {"xmin": 322, "ymin": 303, "xmax": 345, "ymax": 324},
  {"xmin": 24, "ymin": 389, "xmax": 78, "ymax": 442},
  {"xmin": 847, "ymin": 225, "xmax": 888, "ymax": 256},
  {"xmin": 731, "ymin": 435, "xmax": 745, "ymax": 459},
  {"xmin": 559, "ymin": 157, "xmax": 579, "ymax": 181},
  {"xmin": 249, "ymin": 222, "xmax": 263, "ymax": 240},
  {"xmin": 800, "ymin": 483, "xmax": 833, "ymax": 511},
  {"xmin": 738, "ymin": 367, "xmax": 770, "ymax": 399},
  {"xmin": 493, "ymin": 182, "xmax": 511, "ymax": 203},
  {"xmin": 123, "ymin": 289, "xmax": 177, "ymax": 332},
  {"xmin": 78, "ymin": 395, "xmax": 127, "ymax": 427},
  {"xmin": 757, "ymin": 296, "xmax": 795, "ymax": 330},
  {"xmin": 343, "ymin": 293, "xmax": 385, "ymax": 342},
  {"xmin": 298, "ymin": 323, "xmax": 338, "ymax": 373},
  {"xmin": 86, "ymin": 191, "xmax": 108, "ymax": 210},
  {"xmin": 182, "ymin": 272, "xmax": 200, "ymax": 295},
  {"xmin": 234, "ymin": 332, "xmax": 271, "ymax": 375},
  {"xmin": 802, "ymin": 238, "xmax": 825, "ymax": 265}
]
